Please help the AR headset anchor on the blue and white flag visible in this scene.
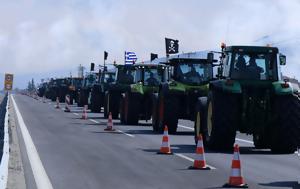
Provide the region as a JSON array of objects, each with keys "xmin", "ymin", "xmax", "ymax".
[{"xmin": 125, "ymin": 51, "xmax": 137, "ymax": 64}]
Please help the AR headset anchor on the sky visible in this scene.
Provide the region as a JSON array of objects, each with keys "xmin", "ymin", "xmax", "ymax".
[{"xmin": 0, "ymin": 0, "xmax": 300, "ymax": 88}]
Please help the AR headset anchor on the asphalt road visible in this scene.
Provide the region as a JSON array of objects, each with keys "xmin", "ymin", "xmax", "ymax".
[{"xmin": 11, "ymin": 94, "xmax": 300, "ymax": 189}]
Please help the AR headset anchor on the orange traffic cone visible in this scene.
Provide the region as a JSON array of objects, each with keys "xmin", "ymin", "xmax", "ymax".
[
  {"xmin": 104, "ymin": 112, "xmax": 115, "ymax": 131},
  {"xmin": 157, "ymin": 125, "xmax": 173, "ymax": 155},
  {"xmin": 189, "ymin": 134, "xmax": 210, "ymax": 170},
  {"xmin": 64, "ymin": 95, "xmax": 71, "ymax": 112},
  {"xmin": 55, "ymin": 97, "xmax": 60, "ymax": 109},
  {"xmin": 81, "ymin": 105, "xmax": 88, "ymax": 119},
  {"xmin": 223, "ymin": 144, "xmax": 248, "ymax": 188}
]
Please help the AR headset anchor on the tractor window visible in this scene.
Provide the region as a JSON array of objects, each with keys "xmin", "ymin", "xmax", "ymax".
[
  {"xmin": 144, "ymin": 68, "xmax": 162, "ymax": 86},
  {"xmin": 231, "ymin": 53, "xmax": 272, "ymax": 80},
  {"xmin": 177, "ymin": 63, "xmax": 212, "ymax": 85},
  {"xmin": 117, "ymin": 68, "xmax": 135, "ymax": 84},
  {"xmin": 103, "ymin": 73, "xmax": 115, "ymax": 83},
  {"xmin": 134, "ymin": 69, "xmax": 143, "ymax": 83}
]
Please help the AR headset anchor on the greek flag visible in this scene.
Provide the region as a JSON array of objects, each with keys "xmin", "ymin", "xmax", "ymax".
[{"xmin": 125, "ymin": 51, "xmax": 137, "ymax": 64}]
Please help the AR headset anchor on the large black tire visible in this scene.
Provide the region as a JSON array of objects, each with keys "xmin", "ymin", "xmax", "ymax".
[
  {"xmin": 253, "ymin": 133, "xmax": 270, "ymax": 149},
  {"xmin": 105, "ymin": 92, "xmax": 119, "ymax": 119},
  {"xmin": 157, "ymin": 94, "xmax": 179, "ymax": 134},
  {"xmin": 104, "ymin": 92, "xmax": 109, "ymax": 118},
  {"xmin": 197, "ymin": 90, "xmax": 238, "ymax": 150},
  {"xmin": 151, "ymin": 93, "xmax": 159, "ymax": 132},
  {"xmin": 120, "ymin": 92, "xmax": 139, "ymax": 125},
  {"xmin": 270, "ymin": 94, "xmax": 300, "ymax": 153},
  {"xmin": 90, "ymin": 91, "xmax": 101, "ymax": 113}
]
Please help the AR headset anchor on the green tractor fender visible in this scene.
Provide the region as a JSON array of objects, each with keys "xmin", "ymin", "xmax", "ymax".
[
  {"xmin": 130, "ymin": 82, "xmax": 144, "ymax": 95},
  {"xmin": 209, "ymin": 80, "xmax": 242, "ymax": 94},
  {"xmin": 272, "ymin": 81, "xmax": 299, "ymax": 95}
]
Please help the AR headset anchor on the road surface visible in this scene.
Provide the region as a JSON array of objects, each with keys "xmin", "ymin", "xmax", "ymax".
[{"xmin": 9, "ymin": 94, "xmax": 300, "ymax": 189}]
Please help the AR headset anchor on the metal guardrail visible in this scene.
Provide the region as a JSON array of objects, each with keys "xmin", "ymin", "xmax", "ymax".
[{"xmin": 0, "ymin": 94, "xmax": 9, "ymax": 188}]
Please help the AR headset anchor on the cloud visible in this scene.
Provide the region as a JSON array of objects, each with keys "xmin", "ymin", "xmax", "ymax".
[{"xmin": 0, "ymin": 0, "xmax": 300, "ymax": 88}]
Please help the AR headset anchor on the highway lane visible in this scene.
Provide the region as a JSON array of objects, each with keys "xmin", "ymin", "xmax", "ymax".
[{"xmin": 12, "ymin": 94, "xmax": 300, "ymax": 189}]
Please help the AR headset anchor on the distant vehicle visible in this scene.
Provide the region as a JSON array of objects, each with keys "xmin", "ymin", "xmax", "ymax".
[
  {"xmin": 119, "ymin": 63, "xmax": 168, "ymax": 125},
  {"xmin": 104, "ymin": 64, "xmax": 136, "ymax": 119},
  {"xmin": 90, "ymin": 68, "xmax": 116, "ymax": 112},
  {"xmin": 77, "ymin": 73, "xmax": 98, "ymax": 107},
  {"xmin": 67, "ymin": 77, "xmax": 83, "ymax": 105},
  {"xmin": 195, "ymin": 44, "xmax": 300, "ymax": 153},
  {"xmin": 152, "ymin": 53, "xmax": 215, "ymax": 134},
  {"xmin": 37, "ymin": 82, "xmax": 47, "ymax": 97}
]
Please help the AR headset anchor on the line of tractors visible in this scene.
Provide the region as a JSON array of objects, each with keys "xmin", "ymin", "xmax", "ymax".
[{"xmin": 37, "ymin": 44, "xmax": 300, "ymax": 154}]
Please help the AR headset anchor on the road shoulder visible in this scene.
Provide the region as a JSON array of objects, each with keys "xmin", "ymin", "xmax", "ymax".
[{"xmin": 7, "ymin": 96, "xmax": 27, "ymax": 189}]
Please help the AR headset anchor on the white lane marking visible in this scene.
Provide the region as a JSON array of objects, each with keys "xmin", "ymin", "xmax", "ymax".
[
  {"xmin": 89, "ymin": 119, "xmax": 99, "ymax": 124},
  {"xmin": 174, "ymin": 153, "xmax": 216, "ymax": 170},
  {"xmin": 178, "ymin": 124, "xmax": 194, "ymax": 130},
  {"xmin": 11, "ymin": 96, "xmax": 54, "ymax": 189},
  {"xmin": 235, "ymin": 138, "xmax": 254, "ymax": 144},
  {"xmin": 73, "ymin": 113, "xmax": 79, "ymax": 116},
  {"xmin": 116, "ymin": 129, "xmax": 135, "ymax": 138}
]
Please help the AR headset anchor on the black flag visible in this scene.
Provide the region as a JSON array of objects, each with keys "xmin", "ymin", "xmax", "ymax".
[
  {"xmin": 150, "ymin": 53, "xmax": 158, "ymax": 61},
  {"xmin": 104, "ymin": 51, "xmax": 108, "ymax": 60},
  {"xmin": 165, "ymin": 38, "xmax": 179, "ymax": 54}
]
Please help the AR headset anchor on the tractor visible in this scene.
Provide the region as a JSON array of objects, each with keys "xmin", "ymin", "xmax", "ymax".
[
  {"xmin": 77, "ymin": 73, "xmax": 97, "ymax": 107},
  {"xmin": 90, "ymin": 67, "xmax": 116, "ymax": 112},
  {"xmin": 152, "ymin": 52, "xmax": 215, "ymax": 134},
  {"xmin": 104, "ymin": 64, "xmax": 136, "ymax": 119},
  {"xmin": 119, "ymin": 63, "xmax": 168, "ymax": 125},
  {"xmin": 194, "ymin": 44, "xmax": 300, "ymax": 153}
]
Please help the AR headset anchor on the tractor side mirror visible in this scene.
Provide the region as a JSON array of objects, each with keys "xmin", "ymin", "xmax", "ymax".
[
  {"xmin": 207, "ymin": 52, "xmax": 214, "ymax": 63},
  {"xmin": 279, "ymin": 54, "xmax": 286, "ymax": 65}
]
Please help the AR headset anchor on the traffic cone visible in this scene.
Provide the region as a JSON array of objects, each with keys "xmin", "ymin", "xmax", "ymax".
[
  {"xmin": 81, "ymin": 105, "xmax": 88, "ymax": 119},
  {"xmin": 55, "ymin": 97, "xmax": 60, "ymax": 109},
  {"xmin": 157, "ymin": 125, "xmax": 173, "ymax": 155},
  {"xmin": 104, "ymin": 112, "xmax": 115, "ymax": 131},
  {"xmin": 64, "ymin": 95, "xmax": 71, "ymax": 112},
  {"xmin": 189, "ymin": 134, "xmax": 210, "ymax": 170},
  {"xmin": 223, "ymin": 144, "xmax": 248, "ymax": 188}
]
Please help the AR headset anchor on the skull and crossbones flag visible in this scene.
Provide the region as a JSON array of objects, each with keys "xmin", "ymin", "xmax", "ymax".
[{"xmin": 165, "ymin": 38, "xmax": 179, "ymax": 55}]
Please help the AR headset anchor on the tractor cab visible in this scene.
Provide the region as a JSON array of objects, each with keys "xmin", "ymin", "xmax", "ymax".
[
  {"xmin": 133, "ymin": 64, "xmax": 168, "ymax": 86},
  {"xmin": 221, "ymin": 45, "xmax": 286, "ymax": 82},
  {"xmin": 168, "ymin": 55, "xmax": 214, "ymax": 86},
  {"xmin": 115, "ymin": 65, "xmax": 136, "ymax": 85}
]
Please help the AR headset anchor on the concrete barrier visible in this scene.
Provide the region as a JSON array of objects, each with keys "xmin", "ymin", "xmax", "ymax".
[{"xmin": 0, "ymin": 94, "xmax": 9, "ymax": 189}]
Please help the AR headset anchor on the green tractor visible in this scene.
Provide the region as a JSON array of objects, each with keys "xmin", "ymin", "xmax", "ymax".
[
  {"xmin": 119, "ymin": 64, "xmax": 169, "ymax": 125},
  {"xmin": 77, "ymin": 73, "xmax": 97, "ymax": 107},
  {"xmin": 104, "ymin": 64, "xmax": 136, "ymax": 119},
  {"xmin": 90, "ymin": 68, "xmax": 116, "ymax": 113},
  {"xmin": 152, "ymin": 53, "xmax": 215, "ymax": 134},
  {"xmin": 194, "ymin": 44, "xmax": 300, "ymax": 153}
]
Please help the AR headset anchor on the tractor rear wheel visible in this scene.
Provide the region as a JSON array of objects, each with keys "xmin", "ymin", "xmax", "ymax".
[
  {"xmin": 151, "ymin": 93, "xmax": 159, "ymax": 132},
  {"xmin": 271, "ymin": 95, "xmax": 300, "ymax": 153},
  {"xmin": 198, "ymin": 90, "xmax": 238, "ymax": 150},
  {"xmin": 122, "ymin": 93, "xmax": 139, "ymax": 125},
  {"xmin": 161, "ymin": 95, "xmax": 179, "ymax": 134}
]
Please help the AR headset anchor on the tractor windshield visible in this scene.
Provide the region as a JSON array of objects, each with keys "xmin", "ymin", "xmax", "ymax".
[
  {"xmin": 85, "ymin": 74, "xmax": 97, "ymax": 86},
  {"xmin": 230, "ymin": 52, "xmax": 276, "ymax": 80},
  {"xmin": 103, "ymin": 73, "xmax": 115, "ymax": 83},
  {"xmin": 143, "ymin": 68, "xmax": 165, "ymax": 86},
  {"xmin": 117, "ymin": 67, "xmax": 135, "ymax": 84},
  {"xmin": 176, "ymin": 63, "xmax": 212, "ymax": 85}
]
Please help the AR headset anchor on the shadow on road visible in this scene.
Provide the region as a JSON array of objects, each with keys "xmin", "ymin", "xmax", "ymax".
[
  {"xmin": 126, "ymin": 129, "xmax": 160, "ymax": 135},
  {"xmin": 260, "ymin": 181, "xmax": 299, "ymax": 189}
]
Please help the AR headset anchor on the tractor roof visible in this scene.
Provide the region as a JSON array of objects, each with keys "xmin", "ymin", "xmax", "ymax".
[
  {"xmin": 225, "ymin": 46, "xmax": 279, "ymax": 54},
  {"xmin": 134, "ymin": 63, "xmax": 168, "ymax": 67},
  {"xmin": 167, "ymin": 58, "xmax": 213, "ymax": 65}
]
